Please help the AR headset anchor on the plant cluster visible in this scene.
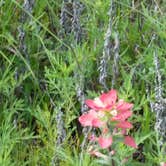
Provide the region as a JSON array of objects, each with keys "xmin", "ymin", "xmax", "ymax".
[{"xmin": 79, "ymin": 90, "xmax": 137, "ymax": 162}]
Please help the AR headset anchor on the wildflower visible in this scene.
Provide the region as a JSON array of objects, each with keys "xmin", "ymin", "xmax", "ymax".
[{"xmin": 79, "ymin": 89, "xmax": 137, "ymax": 159}]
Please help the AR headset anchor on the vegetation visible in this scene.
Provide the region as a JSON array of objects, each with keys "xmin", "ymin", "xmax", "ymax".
[{"xmin": 0, "ymin": 0, "xmax": 166, "ymax": 165}]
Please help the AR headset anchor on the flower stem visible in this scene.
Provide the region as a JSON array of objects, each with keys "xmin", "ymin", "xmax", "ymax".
[{"xmin": 109, "ymin": 147, "xmax": 115, "ymax": 166}]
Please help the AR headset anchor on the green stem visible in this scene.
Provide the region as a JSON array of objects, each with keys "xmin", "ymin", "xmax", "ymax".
[{"xmin": 109, "ymin": 147, "xmax": 115, "ymax": 166}]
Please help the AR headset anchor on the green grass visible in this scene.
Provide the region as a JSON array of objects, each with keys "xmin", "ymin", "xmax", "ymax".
[{"xmin": 0, "ymin": 0, "xmax": 166, "ymax": 165}]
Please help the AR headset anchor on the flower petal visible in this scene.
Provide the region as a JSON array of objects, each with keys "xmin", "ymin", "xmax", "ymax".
[
  {"xmin": 85, "ymin": 99, "xmax": 100, "ymax": 110},
  {"xmin": 100, "ymin": 89, "xmax": 117, "ymax": 106},
  {"xmin": 92, "ymin": 118, "xmax": 104, "ymax": 127},
  {"xmin": 79, "ymin": 114, "xmax": 92, "ymax": 126},
  {"xmin": 116, "ymin": 121, "xmax": 133, "ymax": 129},
  {"xmin": 79, "ymin": 110, "xmax": 97, "ymax": 127},
  {"xmin": 98, "ymin": 136, "xmax": 113, "ymax": 149},
  {"xmin": 116, "ymin": 100, "xmax": 133, "ymax": 111},
  {"xmin": 111, "ymin": 110, "xmax": 132, "ymax": 121},
  {"xmin": 85, "ymin": 99, "xmax": 107, "ymax": 110},
  {"xmin": 124, "ymin": 136, "xmax": 137, "ymax": 148},
  {"xmin": 79, "ymin": 110, "xmax": 103, "ymax": 127}
]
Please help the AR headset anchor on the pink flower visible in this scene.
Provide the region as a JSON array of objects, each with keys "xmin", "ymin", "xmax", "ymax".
[
  {"xmin": 79, "ymin": 89, "xmax": 137, "ymax": 153},
  {"xmin": 78, "ymin": 110, "xmax": 104, "ymax": 127},
  {"xmin": 85, "ymin": 90, "xmax": 133, "ymax": 119},
  {"xmin": 98, "ymin": 136, "xmax": 113, "ymax": 149},
  {"xmin": 116, "ymin": 121, "xmax": 133, "ymax": 129},
  {"xmin": 124, "ymin": 136, "xmax": 137, "ymax": 148},
  {"xmin": 85, "ymin": 90, "xmax": 117, "ymax": 111}
]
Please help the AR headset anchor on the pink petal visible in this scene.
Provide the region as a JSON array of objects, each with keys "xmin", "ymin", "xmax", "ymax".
[
  {"xmin": 116, "ymin": 121, "xmax": 133, "ymax": 129},
  {"xmin": 85, "ymin": 99, "xmax": 107, "ymax": 110},
  {"xmin": 116, "ymin": 100, "xmax": 133, "ymax": 111},
  {"xmin": 85, "ymin": 99, "xmax": 100, "ymax": 110},
  {"xmin": 92, "ymin": 118, "xmax": 104, "ymax": 127},
  {"xmin": 124, "ymin": 136, "xmax": 137, "ymax": 148},
  {"xmin": 111, "ymin": 110, "xmax": 132, "ymax": 121},
  {"xmin": 79, "ymin": 110, "xmax": 103, "ymax": 127},
  {"xmin": 79, "ymin": 114, "xmax": 92, "ymax": 126},
  {"xmin": 100, "ymin": 89, "xmax": 117, "ymax": 107},
  {"xmin": 78, "ymin": 110, "xmax": 97, "ymax": 127},
  {"xmin": 98, "ymin": 136, "xmax": 113, "ymax": 149}
]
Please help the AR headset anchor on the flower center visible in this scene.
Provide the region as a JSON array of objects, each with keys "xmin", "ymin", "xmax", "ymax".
[{"xmin": 110, "ymin": 109, "xmax": 118, "ymax": 116}]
